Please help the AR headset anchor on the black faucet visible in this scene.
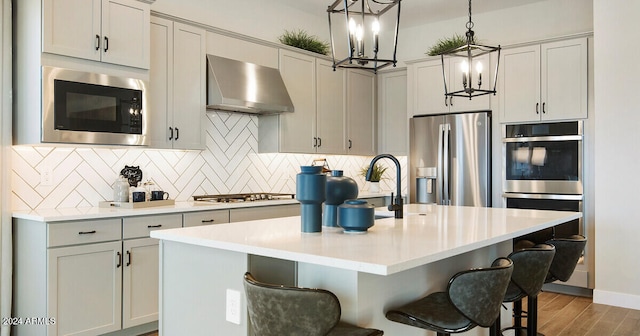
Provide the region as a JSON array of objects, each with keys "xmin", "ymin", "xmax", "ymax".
[{"xmin": 365, "ymin": 154, "xmax": 403, "ymax": 219}]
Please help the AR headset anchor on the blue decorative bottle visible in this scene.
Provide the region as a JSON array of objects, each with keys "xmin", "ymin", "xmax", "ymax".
[
  {"xmin": 296, "ymin": 166, "xmax": 326, "ymax": 233},
  {"xmin": 323, "ymin": 170, "xmax": 358, "ymax": 228}
]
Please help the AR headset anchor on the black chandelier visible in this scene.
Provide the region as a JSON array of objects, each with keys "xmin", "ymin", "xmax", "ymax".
[
  {"xmin": 439, "ymin": 0, "xmax": 500, "ymax": 99},
  {"xmin": 327, "ymin": 0, "xmax": 401, "ymax": 73}
]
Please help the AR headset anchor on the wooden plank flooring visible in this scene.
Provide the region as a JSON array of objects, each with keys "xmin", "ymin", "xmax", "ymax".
[
  {"xmin": 527, "ymin": 292, "xmax": 640, "ymax": 336},
  {"xmin": 140, "ymin": 292, "xmax": 640, "ymax": 335}
]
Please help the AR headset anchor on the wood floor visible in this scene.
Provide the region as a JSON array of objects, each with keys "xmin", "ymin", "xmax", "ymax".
[
  {"xmin": 140, "ymin": 292, "xmax": 640, "ymax": 336},
  {"xmin": 528, "ymin": 291, "xmax": 640, "ymax": 336}
]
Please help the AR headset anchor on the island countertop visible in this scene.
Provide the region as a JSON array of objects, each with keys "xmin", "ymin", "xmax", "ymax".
[{"xmin": 151, "ymin": 204, "xmax": 582, "ymax": 275}]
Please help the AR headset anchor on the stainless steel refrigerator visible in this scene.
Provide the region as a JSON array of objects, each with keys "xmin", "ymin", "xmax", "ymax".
[{"xmin": 410, "ymin": 111, "xmax": 491, "ymax": 206}]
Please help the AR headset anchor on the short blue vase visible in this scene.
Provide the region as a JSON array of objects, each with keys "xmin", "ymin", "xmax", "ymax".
[{"xmin": 296, "ymin": 166, "xmax": 326, "ymax": 233}]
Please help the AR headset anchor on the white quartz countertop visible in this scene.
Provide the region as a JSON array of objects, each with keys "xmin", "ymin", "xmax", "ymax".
[
  {"xmin": 11, "ymin": 193, "xmax": 387, "ymax": 222},
  {"xmin": 150, "ymin": 204, "xmax": 582, "ymax": 275}
]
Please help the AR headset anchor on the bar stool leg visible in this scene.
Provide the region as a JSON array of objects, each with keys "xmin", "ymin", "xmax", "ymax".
[
  {"xmin": 513, "ymin": 299, "xmax": 523, "ymax": 332},
  {"xmin": 491, "ymin": 313, "xmax": 500, "ymax": 336},
  {"xmin": 528, "ymin": 295, "xmax": 541, "ymax": 336}
]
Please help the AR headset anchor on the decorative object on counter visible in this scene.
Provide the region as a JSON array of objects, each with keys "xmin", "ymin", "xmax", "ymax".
[
  {"xmin": 132, "ymin": 191, "xmax": 146, "ymax": 203},
  {"xmin": 130, "ymin": 182, "xmax": 147, "ymax": 202},
  {"xmin": 324, "ymin": 170, "xmax": 359, "ymax": 229},
  {"xmin": 278, "ymin": 29, "xmax": 329, "ymax": 55},
  {"xmin": 120, "ymin": 165, "xmax": 143, "ymax": 187},
  {"xmin": 360, "ymin": 163, "xmax": 387, "ymax": 193},
  {"xmin": 113, "ymin": 175, "xmax": 130, "ymax": 202},
  {"xmin": 143, "ymin": 179, "xmax": 158, "ymax": 201},
  {"xmin": 151, "ymin": 190, "xmax": 170, "ymax": 201},
  {"xmin": 327, "ymin": 0, "xmax": 401, "ymax": 73},
  {"xmin": 366, "ymin": 154, "xmax": 403, "ymax": 218},
  {"xmin": 296, "ymin": 166, "xmax": 327, "ymax": 233},
  {"xmin": 338, "ymin": 199, "xmax": 375, "ymax": 233},
  {"xmin": 311, "ymin": 158, "xmax": 332, "ymax": 174},
  {"xmin": 436, "ymin": 0, "xmax": 500, "ymax": 100}
]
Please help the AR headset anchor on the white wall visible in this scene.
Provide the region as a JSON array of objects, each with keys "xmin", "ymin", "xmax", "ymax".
[{"xmin": 593, "ymin": 0, "xmax": 640, "ymax": 310}]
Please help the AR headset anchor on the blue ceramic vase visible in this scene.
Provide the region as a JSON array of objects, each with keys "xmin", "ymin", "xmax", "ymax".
[
  {"xmin": 323, "ymin": 170, "xmax": 358, "ymax": 228},
  {"xmin": 296, "ymin": 166, "xmax": 326, "ymax": 233}
]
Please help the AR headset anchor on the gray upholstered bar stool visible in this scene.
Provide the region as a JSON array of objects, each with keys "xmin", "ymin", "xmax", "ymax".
[
  {"xmin": 243, "ymin": 272, "xmax": 384, "ymax": 336},
  {"xmin": 492, "ymin": 243, "xmax": 556, "ymax": 336},
  {"xmin": 514, "ymin": 235, "xmax": 587, "ymax": 335},
  {"xmin": 385, "ymin": 258, "xmax": 514, "ymax": 336}
]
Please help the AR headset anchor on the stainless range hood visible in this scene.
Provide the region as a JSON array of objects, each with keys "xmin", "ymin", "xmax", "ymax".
[{"xmin": 206, "ymin": 55, "xmax": 294, "ymax": 114}]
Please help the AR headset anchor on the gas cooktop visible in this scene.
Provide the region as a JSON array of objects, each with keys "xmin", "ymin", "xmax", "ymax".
[{"xmin": 193, "ymin": 193, "xmax": 295, "ymax": 203}]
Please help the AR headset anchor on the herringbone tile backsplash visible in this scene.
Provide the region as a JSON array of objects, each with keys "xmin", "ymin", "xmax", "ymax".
[{"xmin": 12, "ymin": 112, "xmax": 407, "ymax": 210}]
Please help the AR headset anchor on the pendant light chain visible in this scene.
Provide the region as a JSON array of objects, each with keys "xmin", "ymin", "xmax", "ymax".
[{"xmin": 466, "ymin": 0, "xmax": 474, "ymax": 30}]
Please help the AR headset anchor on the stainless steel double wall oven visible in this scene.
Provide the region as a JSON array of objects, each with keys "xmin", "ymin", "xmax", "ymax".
[{"xmin": 502, "ymin": 121, "xmax": 583, "ymax": 242}]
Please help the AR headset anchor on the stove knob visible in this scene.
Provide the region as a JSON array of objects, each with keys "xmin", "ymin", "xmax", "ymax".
[{"xmin": 267, "ymin": 194, "xmax": 273, "ymax": 200}]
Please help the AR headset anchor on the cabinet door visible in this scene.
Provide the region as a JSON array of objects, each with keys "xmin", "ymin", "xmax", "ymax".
[
  {"xmin": 449, "ymin": 54, "xmax": 492, "ymax": 112},
  {"xmin": 378, "ymin": 70, "xmax": 407, "ymax": 155},
  {"xmin": 149, "ymin": 17, "xmax": 174, "ymax": 149},
  {"xmin": 499, "ymin": 45, "xmax": 541, "ymax": 123},
  {"xmin": 541, "ymin": 38, "xmax": 588, "ymax": 120},
  {"xmin": 172, "ymin": 22, "xmax": 206, "ymax": 150},
  {"xmin": 47, "ymin": 241, "xmax": 122, "ymax": 336},
  {"xmin": 278, "ymin": 49, "xmax": 317, "ymax": 153},
  {"xmin": 346, "ymin": 69, "xmax": 376, "ymax": 155},
  {"xmin": 316, "ymin": 59, "xmax": 345, "ymax": 154},
  {"xmin": 42, "ymin": 0, "xmax": 101, "ymax": 61},
  {"xmin": 123, "ymin": 238, "xmax": 159, "ymax": 328},
  {"xmin": 408, "ymin": 59, "xmax": 447, "ymax": 116},
  {"xmin": 101, "ymin": 0, "xmax": 150, "ymax": 69}
]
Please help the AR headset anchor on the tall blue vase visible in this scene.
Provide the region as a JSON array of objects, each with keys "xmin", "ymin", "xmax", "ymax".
[
  {"xmin": 296, "ymin": 166, "xmax": 326, "ymax": 233},
  {"xmin": 323, "ymin": 170, "xmax": 359, "ymax": 228}
]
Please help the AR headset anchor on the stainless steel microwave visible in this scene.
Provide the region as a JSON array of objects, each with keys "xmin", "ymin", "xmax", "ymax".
[{"xmin": 42, "ymin": 66, "xmax": 148, "ymax": 146}]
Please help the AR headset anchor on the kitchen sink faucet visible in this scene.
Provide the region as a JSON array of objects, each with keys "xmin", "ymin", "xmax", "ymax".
[{"xmin": 366, "ymin": 154, "xmax": 403, "ymax": 218}]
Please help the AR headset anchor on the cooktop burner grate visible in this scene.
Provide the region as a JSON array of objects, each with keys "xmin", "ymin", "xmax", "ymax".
[{"xmin": 193, "ymin": 193, "xmax": 295, "ymax": 203}]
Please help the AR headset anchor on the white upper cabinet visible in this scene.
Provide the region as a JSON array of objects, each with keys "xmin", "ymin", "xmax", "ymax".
[
  {"xmin": 277, "ymin": 49, "xmax": 317, "ymax": 153},
  {"xmin": 316, "ymin": 59, "xmax": 346, "ymax": 154},
  {"xmin": 346, "ymin": 69, "xmax": 376, "ymax": 156},
  {"xmin": 378, "ymin": 69, "xmax": 407, "ymax": 155},
  {"xmin": 43, "ymin": 0, "xmax": 150, "ymax": 69},
  {"xmin": 500, "ymin": 37, "xmax": 588, "ymax": 123},
  {"xmin": 408, "ymin": 55, "xmax": 491, "ymax": 117},
  {"xmin": 149, "ymin": 17, "xmax": 205, "ymax": 149}
]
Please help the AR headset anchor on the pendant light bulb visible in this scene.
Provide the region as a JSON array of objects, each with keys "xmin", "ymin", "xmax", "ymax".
[
  {"xmin": 349, "ymin": 18, "xmax": 357, "ymax": 34},
  {"xmin": 372, "ymin": 19, "xmax": 380, "ymax": 35},
  {"xmin": 461, "ymin": 60, "xmax": 469, "ymax": 74},
  {"xmin": 475, "ymin": 62, "xmax": 483, "ymax": 74}
]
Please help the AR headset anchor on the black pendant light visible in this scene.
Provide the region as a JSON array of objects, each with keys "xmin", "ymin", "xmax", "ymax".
[
  {"xmin": 327, "ymin": 0, "xmax": 401, "ymax": 73},
  {"xmin": 440, "ymin": 0, "xmax": 500, "ymax": 99}
]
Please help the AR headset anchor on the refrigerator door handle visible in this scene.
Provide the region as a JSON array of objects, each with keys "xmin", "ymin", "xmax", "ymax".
[
  {"xmin": 437, "ymin": 124, "xmax": 445, "ymax": 205},
  {"xmin": 443, "ymin": 123, "xmax": 451, "ymax": 205}
]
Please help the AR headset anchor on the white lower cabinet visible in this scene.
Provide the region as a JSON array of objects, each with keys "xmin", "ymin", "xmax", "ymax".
[
  {"xmin": 47, "ymin": 241, "xmax": 123, "ymax": 336},
  {"xmin": 122, "ymin": 238, "xmax": 159, "ymax": 329},
  {"xmin": 13, "ymin": 214, "xmax": 181, "ymax": 336}
]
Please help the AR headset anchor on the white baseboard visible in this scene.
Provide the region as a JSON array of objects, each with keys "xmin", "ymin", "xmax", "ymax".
[{"xmin": 593, "ymin": 289, "xmax": 640, "ymax": 310}]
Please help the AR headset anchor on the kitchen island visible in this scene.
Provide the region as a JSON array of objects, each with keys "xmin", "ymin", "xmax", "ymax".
[{"xmin": 150, "ymin": 204, "xmax": 581, "ymax": 336}]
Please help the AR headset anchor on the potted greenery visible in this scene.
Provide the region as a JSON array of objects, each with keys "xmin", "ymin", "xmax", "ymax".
[
  {"xmin": 278, "ymin": 29, "xmax": 330, "ymax": 55},
  {"xmin": 426, "ymin": 33, "xmax": 477, "ymax": 56},
  {"xmin": 359, "ymin": 164, "xmax": 387, "ymax": 193}
]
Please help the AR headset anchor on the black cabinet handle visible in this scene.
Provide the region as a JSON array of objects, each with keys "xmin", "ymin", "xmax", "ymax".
[
  {"xmin": 147, "ymin": 224, "xmax": 162, "ymax": 228},
  {"xmin": 348, "ymin": 140, "xmax": 352, "ymax": 149},
  {"xmin": 444, "ymin": 97, "xmax": 448, "ymax": 107},
  {"xmin": 104, "ymin": 36, "xmax": 109, "ymax": 52},
  {"xmin": 175, "ymin": 128, "xmax": 179, "ymax": 140},
  {"xmin": 78, "ymin": 230, "xmax": 96, "ymax": 235},
  {"xmin": 126, "ymin": 251, "xmax": 131, "ymax": 267},
  {"xmin": 449, "ymin": 96, "xmax": 453, "ymax": 106},
  {"xmin": 313, "ymin": 137, "xmax": 317, "ymax": 148},
  {"xmin": 116, "ymin": 252, "xmax": 122, "ymax": 268},
  {"xmin": 536, "ymin": 103, "xmax": 539, "ymax": 114},
  {"xmin": 201, "ymin": 219, "xmax": 215, "ymax": 223},
  {"xmin": 169, "ymin": 127, "xmax": 174, "ymax": 140},
  {"xmin": 318, "ymin": 137, "xmax": 322, "ymax": 148},
  {"xmin": 542, "ymin": 102, "xmax": 546, "ymax": 114},
  {"xmin": 95, "ymin": 34, "xmax": 100, "ymax": 50}
]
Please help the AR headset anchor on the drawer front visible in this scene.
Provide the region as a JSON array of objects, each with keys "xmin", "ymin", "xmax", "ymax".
[
  {"xmin": 48, "ymin": 219, "xmax": 122, "ymax": 247},
  {"xmin": 229, "ymin": 204, "xmax": 300, "ymax": 222},
  {"xmin": 183, "ymin": 210, "xmax": 230, "ymax": 227},
  {"xmin": 123, "ymin": 214, "xmax": 182, "ymax": 239}
]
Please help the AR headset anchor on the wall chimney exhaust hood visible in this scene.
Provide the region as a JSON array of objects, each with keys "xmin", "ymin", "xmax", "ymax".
[{"xmin": 206, "ymin": 55, "xmax": 294, "ymax": 114}]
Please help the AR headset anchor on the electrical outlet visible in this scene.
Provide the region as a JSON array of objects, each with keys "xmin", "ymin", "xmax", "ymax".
[
  {"xmin": 226, "ymin": 289, "xmax": 241, "ymax": 325},
  {"xmin": 41, "ymin": 167, "xmax": 54, "ymax": 186}
]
